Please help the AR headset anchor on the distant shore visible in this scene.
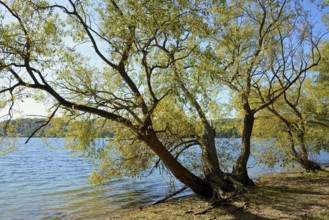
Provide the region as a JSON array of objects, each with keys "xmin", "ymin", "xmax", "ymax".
[{"xmin": 110, "ymin": 166, "xmax": 329, "ymax": 219}]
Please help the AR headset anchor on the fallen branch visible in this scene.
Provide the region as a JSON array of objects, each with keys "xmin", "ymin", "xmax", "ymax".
[{"xmin": 152, "ymin": 185, "xmax": 188, "ymax": 205}]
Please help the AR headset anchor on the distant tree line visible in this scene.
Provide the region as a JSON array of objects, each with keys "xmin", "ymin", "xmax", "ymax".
[{"xmin": 0, "ymin": 118, "xmax": 239, "ymax": 138}]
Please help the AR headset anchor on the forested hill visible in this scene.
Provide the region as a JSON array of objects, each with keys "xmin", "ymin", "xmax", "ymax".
[
  {"xmin": 0, "ymin": 118, "xmax": 114, "ymax": 138},
  {"xmin": 0, "ymin": 118, "xmax": 240, "ymax": 138},
  {"xmin": 0, "ymin": 118, "xmax": 57, "ymax": 137},
  {"xmin": 213, "ymin": 118, "xmax": 241, "ymax": 138}
]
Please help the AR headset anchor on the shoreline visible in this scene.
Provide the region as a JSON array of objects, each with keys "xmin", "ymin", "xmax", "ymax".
[{"xmin": 110, "ymin": 167, "xmax": 329, "ymax": 219}]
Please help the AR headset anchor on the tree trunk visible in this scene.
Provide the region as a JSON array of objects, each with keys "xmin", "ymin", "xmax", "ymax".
[
  {"xmin": 299, "ymin": 157, "xmax": 322, "ymax": 171},
  {"xmin": 296, "ymin": 131, "xmax": 322, "ymax": 171},
  {"xmin": 298, "ymin": 143, "xmax": 322, "ymax": 172},
  {"xmin": 199, "ymin": 125, "xmax": 235, "ymax": 192},
  {"xmin": 140, "ymin": 129, "xmax": 213, "ymax": 197},
  {"xmin": 169, "ymin": 56, "xmax": 236, "ymax": 196},
  {"xmin": 289, "ymin": 134, "xmax": 322, "ymax": 172},
  {"xmin": 200, "ymin": 125, "xmax": 221, "ymax": 176},
  {"xmin": 232, "ymin": 113, "xmax": 255, "ymax": 186}
]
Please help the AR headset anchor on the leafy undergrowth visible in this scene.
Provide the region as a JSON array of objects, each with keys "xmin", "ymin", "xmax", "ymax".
[{"xmin": 110, "ymin": 167, "xmax": 329, "ymax": 220}]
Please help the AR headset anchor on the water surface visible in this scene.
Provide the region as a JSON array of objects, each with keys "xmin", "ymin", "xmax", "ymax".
[
  {"xmin": 0, "ymin": 138, "xmax": 184, "ymax": 219},
  {"xmin": 0, "ymin": 138, "xmax": 328, "ymax": 219}
]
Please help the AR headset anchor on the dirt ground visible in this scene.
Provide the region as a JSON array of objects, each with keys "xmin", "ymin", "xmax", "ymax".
[{"xmin": 110, "ymin": 167, "xmax": 329, "ymax": 220}]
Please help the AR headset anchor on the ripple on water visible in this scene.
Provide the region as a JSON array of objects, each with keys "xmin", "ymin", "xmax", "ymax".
[
  {"xmin": 0, "ymin": 138, "xmax": 181, "ymax": 219},
  {"xmin": 2, "ymin": 138, "xmax": 327, "ymax": 219}
]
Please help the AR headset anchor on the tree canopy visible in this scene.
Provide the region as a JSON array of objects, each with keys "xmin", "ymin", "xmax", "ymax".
[{"xmin": 0, "ymin": 0, "xmax": 327, "ymax": 198}]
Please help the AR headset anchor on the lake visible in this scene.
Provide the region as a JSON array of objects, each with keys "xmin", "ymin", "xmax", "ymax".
[{"xmin": 0, "ymin": 138, "xmax": 328, "ymax": 220}]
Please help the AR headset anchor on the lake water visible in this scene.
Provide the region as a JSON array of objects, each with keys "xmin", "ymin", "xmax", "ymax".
[{"xmin": 0, "ymin": 138, "xmax": 328, "ymax": 220}]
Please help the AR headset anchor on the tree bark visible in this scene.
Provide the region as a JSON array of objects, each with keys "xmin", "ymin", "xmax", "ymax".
[
  {"xmin": 232, "ymin": 112, "xmax": 255, "ymax": 186},
  {"xmin": 288, "ymin": 131, "xmax": 322, "ymax": 172},
  {"xmin": 299, "ymin": 157, "xmax": 322, "ymax": 171},
  {"xmin": 168, "ymin": 54, "xmax": 235, "ymax": 194},
  {"xmin": 140, "ymin": 129, "xmax": 213, "ymax": 197},
  {"xmin": 199, "ymin": 124, "xmax": 221, "ymax": 176},
  {"xmin": 199, "ymin": 125, "xmax": 235, "ymax": 192},
  {"xmin": 296, "ymin": 130, "xmax": 322, "ymax": 171},
  {"xmin": 298, "ymin": 143, "xmax": 322, "ymax": 171}
]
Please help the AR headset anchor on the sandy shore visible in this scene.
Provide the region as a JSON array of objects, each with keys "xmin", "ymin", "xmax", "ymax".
[{"xmin": 110, "ymin": 167, "xmax": 329, "ymax": 219}]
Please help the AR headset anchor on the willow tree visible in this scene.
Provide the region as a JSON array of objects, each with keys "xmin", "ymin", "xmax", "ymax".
[
  {"xmin": 308, "ymin": 41, "xmax": 329, "ymax": 129},
  {"xmin": 0, "ymin": 0, "xmax": 325, "ymax": 199},
  {"xmin": 253, "ymin": 41, "xmax": 329, "ymax": 170},
  {"xmin": 0, "ymin": 0, "xmax": 218, "ymax": 197},
  {"xmin": 0, "ymin": 0, "xmax": 250, "ymax": 198},
  {"xmin": 253, "ymin": 72, "xmax": 327, "ymax": 171},
  {"xmin": 254, "ymin": 43, "xmax": 329, "ymax": 172},
  {"xmin": 200, "ymin": 0, "xmax": 323, "ymax": 184}
]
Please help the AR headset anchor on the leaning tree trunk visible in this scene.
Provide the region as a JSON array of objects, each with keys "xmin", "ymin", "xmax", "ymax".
[
  {"xmin": 297, "ymin": 124, "xmax": 322, "ymax": 171},
  {"xmin": 199, "ymin": 124, "xmax": 235, "ymax": 193},
  {"xmin": 299, "ymin": 157, "xmax": 322, "ymax": 171},
  {"xmin": 169, "ymin": 63, "xmax": 237, "ymax": 196},
  {"xmin": 232, "ymin": 112, "xmax": 255, "ymax": 186},
  {"xmin": 289, "ymin": 134, "xmax": 322, "ymax": 172},
  {"xmin": 140, "ymin": 129, "xmax": 213, "ymax": 197},
  {"xmin": 298, "ymin": 142, "xmax": 322, "ymax": 172}
]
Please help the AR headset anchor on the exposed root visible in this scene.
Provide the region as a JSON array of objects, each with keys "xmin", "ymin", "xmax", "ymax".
[{"xmin": 193, "ymin": 185, "xmax": 250, "ymax": 216}]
